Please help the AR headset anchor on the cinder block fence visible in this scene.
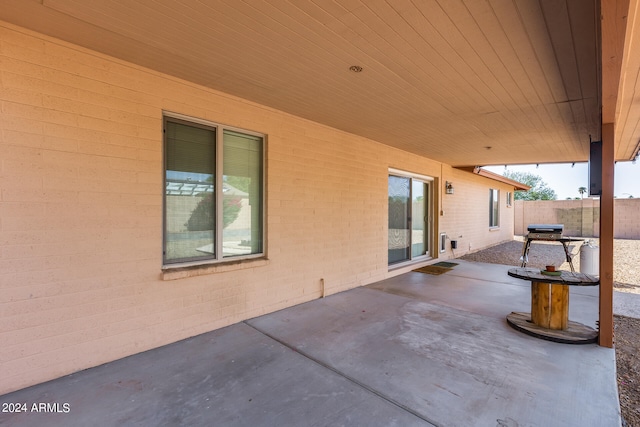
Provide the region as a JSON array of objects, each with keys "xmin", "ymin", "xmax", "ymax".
[{"xmin": 514, "ymin": 198, "xmax": 640, "ymax": 239}]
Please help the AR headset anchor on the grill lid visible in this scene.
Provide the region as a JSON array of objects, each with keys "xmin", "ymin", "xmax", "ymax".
[{"xmin": 527, "ymin": 224, "xmax": 564, "ymax": 233}]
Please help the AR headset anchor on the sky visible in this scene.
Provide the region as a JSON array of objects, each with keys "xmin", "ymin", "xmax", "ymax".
[{"xmin": 483, "ymin": 162, "xmax": 640, "ymax": 200}]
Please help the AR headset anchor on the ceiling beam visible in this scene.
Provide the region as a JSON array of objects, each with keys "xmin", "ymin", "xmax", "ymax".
[{"xmin": 601, "ymin": 0, "xmax": 631, "ymax": 124}]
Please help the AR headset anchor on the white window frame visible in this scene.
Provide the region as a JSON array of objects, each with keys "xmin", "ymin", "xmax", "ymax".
[
  {"xmin": 489, "ymin": 188, "xmax": 500, "ymax": 228},
  {"xmin": 162, "ymin": 112, "xmax": 266, "ymax": 268}
]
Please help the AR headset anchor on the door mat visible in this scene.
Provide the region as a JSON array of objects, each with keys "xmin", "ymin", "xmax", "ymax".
[
  {"xmin": 413, "ymin": 265, "xmax": 452, "ymax": 275},
  {"xmin": 431, "ymin": 261, "xmax": 459, "ymax": 268}
]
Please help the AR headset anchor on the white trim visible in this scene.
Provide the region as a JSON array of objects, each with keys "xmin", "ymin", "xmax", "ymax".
[{"xmin": 388, "ymin": 167, "xmax": 434, "ymax": 182}]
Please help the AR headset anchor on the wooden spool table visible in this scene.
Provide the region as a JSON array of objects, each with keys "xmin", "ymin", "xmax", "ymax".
[{"xmin": 506, "ymin": 268, "xmax": 600, "ymax": 344}]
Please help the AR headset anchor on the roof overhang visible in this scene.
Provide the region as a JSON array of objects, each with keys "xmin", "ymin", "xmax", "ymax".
[
  {"xmin": 456, "ymin": 167, "xmax": 531, "ymax": 191},
  {"xmin": 0, "ymin": 0, "xmax": 638, "ymax": 166}
]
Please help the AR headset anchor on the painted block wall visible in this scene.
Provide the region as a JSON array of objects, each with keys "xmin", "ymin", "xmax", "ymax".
[
  {"xmin": 614, "ymin": 199, "xmax": 640, "ymax": 239},
  {"xmin": 438, "ymin": 166, "xmax": 516, "ymax": 257},
  {"xmin": 514, "ymin": 198, "xmax": 640, "ymax": 239},
  {"xmin": 0, "ymin": 22, "xmax": 515, "ymax": 394}
]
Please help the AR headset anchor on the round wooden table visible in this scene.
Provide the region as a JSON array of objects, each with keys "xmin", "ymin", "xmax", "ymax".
[{"xmin": 507, "ymin": 268, "xmax": 600, "ymax": 344}]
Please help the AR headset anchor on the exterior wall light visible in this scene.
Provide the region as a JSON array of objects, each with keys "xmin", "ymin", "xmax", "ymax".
[{"xmin": 445, "ymin": 181, "xmax": 454, "ymax": 194}]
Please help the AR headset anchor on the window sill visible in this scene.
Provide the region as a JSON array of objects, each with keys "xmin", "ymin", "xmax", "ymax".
[
  {"xmin": 162, "ymin": 257, "xmax": 269, "ymax": 281},
  {"xmin": 388, "ymin": 255, "xmax": 433, "ymax": 272},
  {"xmin": 489, "ymin": 227, "xmax": 500, "ymax": 231}
]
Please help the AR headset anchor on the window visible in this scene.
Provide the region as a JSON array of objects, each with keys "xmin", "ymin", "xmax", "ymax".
[
  {"xmin": 163, "ymin": 115, "xmax": 264, "ymax": 265},
  {"xmin": 388, "ymin": 170, "xmax": 433, "ymax": 265},
  {"xmin": 489, "ymin": 189, "xmax": 500, "ymax": 228},
  {"xmin": 506, "ymin": 191, "xmax": 512, "ymax": 207}
]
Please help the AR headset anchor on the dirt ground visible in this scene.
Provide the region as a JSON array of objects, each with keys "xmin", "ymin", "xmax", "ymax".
[
  {"xmin": 616, "ymin": 315, "xmax": 640, "ymax": 427},
  {"xmin": 459, "ymin": 238, "xmax": 640, "ymax": 426}
]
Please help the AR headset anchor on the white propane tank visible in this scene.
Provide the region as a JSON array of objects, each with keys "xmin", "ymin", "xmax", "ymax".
[{"xmin": 580, "ymin": 240, "xmax": 599, "ymax": 276}]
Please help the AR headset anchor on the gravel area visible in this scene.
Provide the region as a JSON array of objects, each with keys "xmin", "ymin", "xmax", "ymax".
[
  {"xmin": 459, "ymin": 236, "xmax": 640, "ymax": 293},
  {"xmin": 459, "ymin": 237, "xmax": 640, "ymax": 426}
]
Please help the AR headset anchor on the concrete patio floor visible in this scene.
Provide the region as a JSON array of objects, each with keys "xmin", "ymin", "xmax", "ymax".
[{"xmin": 0, "ymin": 260, "xmax": 621, "ymax": 426}]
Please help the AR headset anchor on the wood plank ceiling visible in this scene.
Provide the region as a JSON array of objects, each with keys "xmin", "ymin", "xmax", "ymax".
[{"xmin": 1, "ymin": 0, "xmax": 637, "ymax": 166}]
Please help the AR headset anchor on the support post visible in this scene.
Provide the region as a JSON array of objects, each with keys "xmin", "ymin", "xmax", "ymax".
[{"xmin": 599, "ymin": 123, "xmax": 615, "ymax": 348}]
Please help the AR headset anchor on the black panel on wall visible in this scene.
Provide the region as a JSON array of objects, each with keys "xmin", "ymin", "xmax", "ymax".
[{"xmin": 589, "ymin": 141, "xmax": 602, "ymax": 196}]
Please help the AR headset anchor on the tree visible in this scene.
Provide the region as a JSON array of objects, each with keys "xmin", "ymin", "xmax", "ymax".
[
  {"xmin": 185, "ymin": 174, "xmax": 244, "ymax": 231},
  {"xmin": 578, "ymin": 187, "xmax": 587, "ymax": 199},
  {"xmin": 503, "ymin": 171, "xmax": 557, "ymax": 200},
  {"xmin": 185, "ymin": 193, "xmax": 242, "ymax": 231}
]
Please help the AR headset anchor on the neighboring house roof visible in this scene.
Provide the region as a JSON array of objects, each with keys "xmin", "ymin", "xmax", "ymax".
[{"xmin": 457, "ymin": 167, "xmax": 531, "ymax": 191}]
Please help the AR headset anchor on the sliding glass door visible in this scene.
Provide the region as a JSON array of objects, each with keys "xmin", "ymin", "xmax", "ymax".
[
  {"xmin": 388, "ymin": 172, "xmax": 431, "ymax": 265},
  {"xmin": 411, "ymin": 179, "xmax": 428, "ymax": 258},
  {"xmin": 388, "ymin": 175, "xmax": 411, "ymax": 264}
]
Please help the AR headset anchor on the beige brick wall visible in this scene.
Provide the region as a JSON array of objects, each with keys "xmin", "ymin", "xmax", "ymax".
[
  {"xmin": 439, "ymin": 166, "xmax": 515, "ymax": 256},
  {"xmin": 0, "ymin": 22, "xmax": 515, "ymax": 394},
  {"xmin": 514, "ymin": 198, "xmax": 639, "ymax": 239}
]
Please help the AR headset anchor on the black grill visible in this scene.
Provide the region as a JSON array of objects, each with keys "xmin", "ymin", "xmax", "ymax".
[
  {"xmin": 526, "ymin": 224, "xmax": 563, "ymax": 240},
  {"xmin": 527, "ymin": 224, "xmax": 564, "ymax": 234}
]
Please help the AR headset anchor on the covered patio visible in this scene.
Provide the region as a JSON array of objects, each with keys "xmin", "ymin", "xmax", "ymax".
[
  {"xmin": 1, "ymin": 261, "xmax": 619, "ymax": 426},
  {"xmin": 2, "ymin": 0, "xmax": 640, "ymax": 417}
]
